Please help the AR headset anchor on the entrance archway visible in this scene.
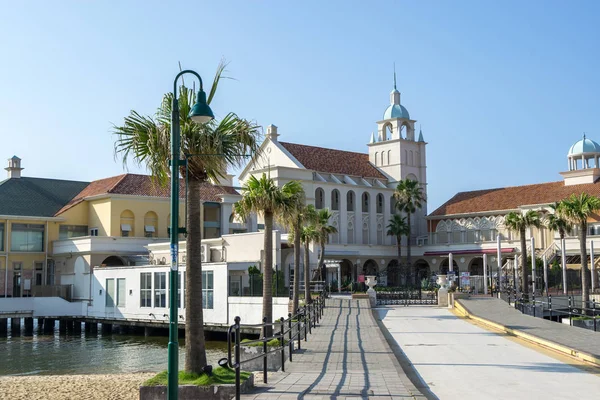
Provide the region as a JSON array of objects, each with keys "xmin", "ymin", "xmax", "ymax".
[
  {"xmin": 469, "ymin": 257, "xmax": 484, "ymax": 275},
  {"xmin": 363, "ymin": 259, "xmax": 378, "ymax": 276},
  {"xmin": 101, "ymin": 256, "xmax": 125, "ymax": 266},
  {"xmin": 414, "ymin": 259, "xmax": 431, "ymax": 286},
  {"xmin": 440, "ymin": 258, "xmax": 459, "ymax": 275},
  {"xmin": 340, "ymin": 259, "xmax": 354, "ymax": 291},
  {"xmin": 387, "ymin": 260, "xmax": 400, "ymax": 287}
]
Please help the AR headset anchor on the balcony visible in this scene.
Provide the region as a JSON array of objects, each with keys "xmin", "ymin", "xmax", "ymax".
[{"xmin": 52, "ymin": 236, "xmax": 168, "ymax": 256}]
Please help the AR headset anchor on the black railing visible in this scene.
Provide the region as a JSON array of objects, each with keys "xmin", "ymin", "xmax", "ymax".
[
  {"xmin": 223, "ymin": 290, "xmax": 327, "ymax": 400},
  {"xmin": 511, "ymin": 293, "xmax": 600, "ymax": 332},
  {"xmin": 376, "ymin": 289, "xmax": 437, "ymax": 306}
]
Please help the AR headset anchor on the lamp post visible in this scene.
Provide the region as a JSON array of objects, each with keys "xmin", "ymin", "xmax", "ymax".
[{"xmin": 168, "ymin": 70, "xmax": 214, "ymax": 400}]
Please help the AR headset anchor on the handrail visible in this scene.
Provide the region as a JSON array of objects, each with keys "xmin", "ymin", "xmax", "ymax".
[{"xmin": 224, "ymin": 290, "xmax": 327, "ymax": 400}]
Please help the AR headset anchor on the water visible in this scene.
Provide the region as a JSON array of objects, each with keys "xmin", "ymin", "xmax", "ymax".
[{"xmin": 0, "ymin": 321, "xmax": 228, "ymax": 376}]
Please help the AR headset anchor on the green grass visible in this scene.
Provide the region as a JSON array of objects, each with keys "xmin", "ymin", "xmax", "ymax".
[
  {"xmin": 241, "ymin": 338, "xmax": 281, "ymax": 347},
  {"xmin": 143, "ymin": 367, "xmax": 251, "ymax": 387},
  {"xmin": 572, "ymin": 316, "xmax": 593, "ymax": 321}
]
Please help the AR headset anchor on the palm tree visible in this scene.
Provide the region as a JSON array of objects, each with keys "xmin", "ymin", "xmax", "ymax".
[
  {"xmin": 545, "ymin": 202, "xmax": 572, "ymax": 293},
  {"xmin": 113, "ymin": 62, "xmax": 260, "ymax": 374},
  {"xmin": 387, "ymin": 214, "xmax": 409, "ymax": 286},
  {"xmin": 277, "ymin": 187, "xmax": 306, "ymax": 316},
  {"xmin": 235, "ymin": 174, "xmax": 303, "ymax": 335},
  {"xmin": 505, "ymin": 210, "xmax": 541, "ymax": 294},
  {"xmin": 394, "ymin": 179, "xmax": 425, "ymax": 285},
  {"xmin": 557, "ymin": 194, "xmax": 600, "ymax": 305},
  {"xmin": 300, "ymin": 219, "xmax": 319, "ymax": 304},
  {"xmin": 315, "ymin": 208, "xmax": 338, "ymax": 283}
]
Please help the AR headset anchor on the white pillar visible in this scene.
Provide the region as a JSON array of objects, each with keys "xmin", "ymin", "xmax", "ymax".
[
  {"xmin": 337, "ymin": 263, "xmax": 342, "ymax": 293},
  {"xmin": 496, "ymin": 234, "xmax": 502, "ymax": 292},
  {"xmin": 562, "ymin": 238, "xmax": 567, "ymax": 295},
  {"xmin": 483, "ymin": 253, "xmax": 488, "ymax": 295},
  {"xmin": 591, "ymin": 240, "xmax": 596, "ymax": 292},
  {"xmin": 449, "ymin": 252, "xmax": 453, "ymax": 272},
  {"xmin": 543, "ymin": 254, "xmax": 548, "ymax": 296},
  {"xmin": 531, "ymin": 236, "xmax": 536, "ymax": 294}
]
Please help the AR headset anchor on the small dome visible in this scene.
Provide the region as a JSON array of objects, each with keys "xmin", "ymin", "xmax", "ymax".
[
  {"xmin": 568, "ymin": 136, "xmax": 600, "ymax": 156},
  {"xmin": 383, "ymin": 103, "xmax": 410, "ymax": 120}
]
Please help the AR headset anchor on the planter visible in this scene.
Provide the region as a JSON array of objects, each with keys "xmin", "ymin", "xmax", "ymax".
[
  {"xmin": 139, "ymin": 374, "xmax": 254, "ymax": 400},
  {"xmin": 240, "ymin": 341, "xmax": 294, "ymax": 371},
  {"xmin": 352, "ymin": 293, "xmax": 369, "ymax": 299}
]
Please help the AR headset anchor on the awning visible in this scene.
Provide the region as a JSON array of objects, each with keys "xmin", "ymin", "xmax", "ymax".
[
  {"xmin": 144, "ymin": 225, "xmax": 155, "ymax": 233},
  {"xmin": 423, "ymin": 248, "xmax": 515, "ymax": 257},
  {"xmin": 121, "ymin": 224, "xmax": 132, "ymax": 231}
]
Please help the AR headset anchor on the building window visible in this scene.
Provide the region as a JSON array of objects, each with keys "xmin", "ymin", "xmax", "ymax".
[
  {"xmin": 315, "ymin": 188, "xmax": 325, "ymax": 209},
  {"xmin": 202, "ymin": 271, "xmax": 214, "ymax": 309},
  {"xmin": 105, "ymin": 278, "xmax": 115, "ymax": 307},
  {"xmin": 11, "ymin": 223, "xmax": 44, "ymax": 252},
  {"xmin": 90, "ymin": 228, "xmax": 99, "ymax": 236},
  {"xmin": 362, "ymin": 193, "xmax": 369, "ymax": 213},
  {"xmin": 116, "ymin": 278, "xmax": 126, "ymax": 307},
  {"xmin": 347, "ymin": 191, "xmax": 355, "ymax": 212},
  {"xmin": 331, "ymin": 190, "xmax": 340, "ymax": 211},
  {"xmin": 140, "ymin": 272, "xmax": 152, "ymax": 307},
  {"xmin": 59, "ymin": 225, "xmax": 88, "ymax": 240},
  {"xmin": 376, "ymin": 194, "xmax": 384, "ymax": 214},
  {"xmin": 35, "ymin": 261, "xmax": 44, "ymax": 285},
  {"xmin": 0, "ymin": 223, "xmax": 4, "ymax": 251},
  {"xmin": 154, "ymin": 272, "xmax": 166, "ymax": 307},
  {"xmin": 120, "ymin": 210, "xmax": 135, "ymax": 237},
  {"xmin": 144, "ymin": 211, "xmax": 158, "ymax": 238},
  {"xmin": 204, "ymin": 202, "xmax": 221, "ymax": 239}
]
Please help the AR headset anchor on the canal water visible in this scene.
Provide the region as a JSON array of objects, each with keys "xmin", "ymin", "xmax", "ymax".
[{"xmin": 0, "ymin": 321, "xmax": 228, "ymax": 376}]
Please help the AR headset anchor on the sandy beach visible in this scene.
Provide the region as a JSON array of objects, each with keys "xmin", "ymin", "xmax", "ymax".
[{"xmin": 0, "ymin": 373, "xmax": 155, "ymax": 400}]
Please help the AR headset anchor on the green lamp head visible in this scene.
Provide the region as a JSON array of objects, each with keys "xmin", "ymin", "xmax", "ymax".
[{"xmin": 189, "ymin": 89, "xmax": 214, "ymax": 124}]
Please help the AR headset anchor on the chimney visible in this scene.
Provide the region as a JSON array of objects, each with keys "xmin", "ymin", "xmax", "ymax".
[
  {"xmin": 5, "ymin": 156, "xmax": 23, "ymax": 179},
  {"xmin": 266, "ymin": 124, "xmax": 279, "ymax": 142}
]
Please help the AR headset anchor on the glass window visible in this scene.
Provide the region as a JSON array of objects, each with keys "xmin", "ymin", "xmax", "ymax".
[
  {"xmin": 140, "ymin": 272, "xmax": 152, "ymax": 307},
  {"xmin": 202, "ymin": 271, "xmax": 214, "ymax": 309},
  {"xmin": 116, "ymin": 278, "xmax": 126, "ymax": 307},
  {"xmin": 452, "ymin": 230, "xmax": 462, "ymax": 244},
  {"xmin": 90, "ymin": 228, "xmax": 99, "ymax": 236},
  {"xmin": 59, "ymin": 225, "xmax": 88, "ymax": 240},
  {"xmin": 0, "ymin": 223, "xmax": 4, "ymax": 251},
  {"xmin": 11, "ymin": 223, "xmax": 44, "ymax": 252},
  {"xmin": 105, "ymin": 278, "xmax": 115, "ymax": 307},
  {"xmin": 154, "ymin": 272, "xmax": 166, "ymax": 308}
]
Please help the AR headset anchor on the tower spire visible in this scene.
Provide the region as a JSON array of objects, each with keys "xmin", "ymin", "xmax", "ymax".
[{"xmin": 393, "ymin": 62, "xmax": 397, "ymax": 90}]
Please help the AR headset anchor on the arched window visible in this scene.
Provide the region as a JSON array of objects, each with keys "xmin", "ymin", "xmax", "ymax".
[
  {"xmin": 362, "ymin": 192, "xmax": 369, "ymax": 213},
  {"xmin": 331, "ymin": 190, "xmax": 340, "ymax": 211},
  {"xmin": 315, "ymin": 188, "xmax": 325, "ymax": 209},
  {"xmin": 374, "ymin": 152, "xmax": 379, "ymax": 166},
  {"xmin": 404, "ymin": 150, "xmax": 407, "ymax": 165},
  {"xmin": 120, "ymin": 210, "xmax": 135, "ymax": 237},
  {"xmin": 381, "ymin": 152, "xmax": 386, "ymax": 165},
  {"xmin": 390, "ymin": 196, "xmax": 397, "ymax": 214},
  {"xmin": 409, "ymin": 151, "xmax": 414, "ymax": 166},
  {"xmin": 387, "ymin": 150, "xmax": 392, "ymax": 165},
  {"xmin": 346, "ymin": 191, "xmax": 355, "ymax": 212},
  {"xmin": 376, "ymin": 194, "xmax": 384, "ymax": 214},
  {"xmin": 144, "ymin": 211, "xmax": 158, "ymax": 238}
]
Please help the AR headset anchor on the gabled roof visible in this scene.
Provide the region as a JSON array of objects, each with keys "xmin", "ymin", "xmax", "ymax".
[
  {"xmin": 429, "ymin": 180, "xmax": 600, "ymax": 217},
  {"xmin": 279, "ymin": 142, "xmax": 386, "ymax": 180},
  {"xmin": 0, "ymin": 177, "xmax": 89, "ymax": 217},
  {"xmin": 56, "ymin": 174, "xmax": 238, "ymax": 215}
]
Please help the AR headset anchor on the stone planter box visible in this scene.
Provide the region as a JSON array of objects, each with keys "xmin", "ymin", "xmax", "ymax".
[
  {"xmin": 352, "ymin": 293, "xmax": 369, "ymax": 300},
  {"xmin": 139, "ymin": 374, "xmax": 254, "ymax": 400}
]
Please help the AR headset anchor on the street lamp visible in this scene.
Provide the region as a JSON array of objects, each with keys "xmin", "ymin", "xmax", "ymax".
[{"xmin": 168, "ymin": 69, "xmax": 214, "ymax": 400}]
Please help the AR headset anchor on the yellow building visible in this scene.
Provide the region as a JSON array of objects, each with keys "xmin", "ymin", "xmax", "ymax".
[{"xmin": 0, "ymin": 156, "xmax": 243, "ymax": 299}]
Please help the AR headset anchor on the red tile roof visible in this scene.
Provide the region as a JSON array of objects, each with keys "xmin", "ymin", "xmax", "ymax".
[
  {"xmin": 56, "ymin": 174, "xmax": 238, "ymax": 215},
  {"xmin": 279, "ymin": 141, "xmax": 387, "ymax": 180},
  {"xmin": 429, "ymin": 180, "xmax": 600, "ymax": 217}
]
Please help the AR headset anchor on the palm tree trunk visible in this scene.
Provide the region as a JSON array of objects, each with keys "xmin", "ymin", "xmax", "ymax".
[
  {"xmin": 520, "ymin": 227, "xmax": 528, "ymax": 294},
  {"xmin": 263, "ymin": 211, "xmax": 274, "ymax": 338},
  {"xmin": 304, "ymin": 240, "xmax": 311, "ymax": 304},
  {"xmin": 406, "ymin": 213, "xmax": 412, "ymax": 285},
  {"xmin": 318, "ymin": 240, "xmax": 325, "ymax": 282},
  {"xmin": 292, "ymin": 223, "xmax": 301, "ymax": 315},
  {"xmin": 580, "ymin": 222, "xmax": 590, "ymax": 307},
  {"xmin": 397, "ymin": 238, "xmax": 402, "ymax": 287},
  {"xmin": 185, "ymin": 178, "xmax": 207, "ymax": 373}
]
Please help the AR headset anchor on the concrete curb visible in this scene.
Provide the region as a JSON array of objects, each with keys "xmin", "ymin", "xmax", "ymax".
[
  {"xmin": 454, "ymin": 300, "xmax": 600, "ymax": 368},
  {"xmin": 371, "ymin": 307, "xmax": 439, "ymax": 400}
]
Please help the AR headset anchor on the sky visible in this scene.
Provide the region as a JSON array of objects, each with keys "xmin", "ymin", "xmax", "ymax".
[{"xmin": 1, "ymin": 1, "xmax": 599, "ymax": 210}]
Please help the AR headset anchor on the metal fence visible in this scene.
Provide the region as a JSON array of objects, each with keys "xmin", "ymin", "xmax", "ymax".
[
  {"xmin": 376, "ymin": 289, "xmax": 437, "ymax": 306},
  {"xmin": 223, "ymin": 290, "xmax": 327, "ymax": 400}
]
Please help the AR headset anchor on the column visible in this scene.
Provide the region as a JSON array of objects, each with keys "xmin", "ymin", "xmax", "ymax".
[
  {"xmin": 483, "ymin": 254, "xmax": 488, "ymax": 295},
  {"xmin": 221, "ymin": 203, "xmax": 233, "ymax": 236},
  {"xmin": 591, "ymin": 240, "xmax": 596, "ymax": 292},
  {"xmin": 369, "ymin": 191, "xmax": 377, "ymax": 246},
  {"xmin": 339, "ymin": 189, "xmax": 347, "ymax": 244}
]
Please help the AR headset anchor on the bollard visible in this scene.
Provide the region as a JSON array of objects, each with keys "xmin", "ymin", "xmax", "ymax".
[
  {"xmin": 307, "ymin": 304, "xmax": 312, "ymax": 335},
  {"xmin": 288, "ymin": 313, "xmax": 293, "ymax": 362},
  {"xmin": 312, "ymin": 300, "xmax": 317, "ymax": 327},
  {"xmin": 532, "ymin": 293, "xmax": 536, "ymax": 318},
  {"xmin": 280, "ymin": 317, "xmax": 285, "ymax": 372},
  {"xmin": 303, "ymin": 305, "xmax": 308, "ymax": 342},
  {"xmin": 262, "ymin": 317, "xmax": 268, "ymax": 384},
  {"xmin": 549, "ymin": 295, "xmax": 553, "ymax": 321}
]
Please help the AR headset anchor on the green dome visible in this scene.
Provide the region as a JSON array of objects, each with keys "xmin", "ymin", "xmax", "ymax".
[
  {"xmin": 383, "ymin": 103, "xmax": 410, "ymax": 120},
  {"xmin": 568, "ymin": 137, "xmax": 600, "ymax": 156}
]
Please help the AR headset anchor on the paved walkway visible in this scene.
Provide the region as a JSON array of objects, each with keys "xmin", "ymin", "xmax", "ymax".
[
  {"xmin": 378, "ymin": 306, "xmax": 600, "ymax": 400},
  {"xmin": 242, "ymin": 298, "xmax": 423, "ymax": 399},
  {"xmin": 457, "ymin": 297, "xmax": 600, "ymax": 360}
]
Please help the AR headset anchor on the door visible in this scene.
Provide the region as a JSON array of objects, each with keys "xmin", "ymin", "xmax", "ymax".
[{"xmin": 13, "ymin": 272, "xmax": 22, "ymax": 297}]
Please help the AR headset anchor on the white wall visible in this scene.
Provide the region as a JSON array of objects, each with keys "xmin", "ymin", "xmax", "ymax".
[
  {"xmin": 228, "ymin": 296, "xmax": 290, "ymax": 325},
  {"xmin": 0, "ymin": 297, "xmax": 87, "ymax": 317}
]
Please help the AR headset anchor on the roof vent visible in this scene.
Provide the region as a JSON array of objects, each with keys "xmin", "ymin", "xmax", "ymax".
[{"xmin": 5, "ymin": 155, "xmax": 23, "ymax": 179}]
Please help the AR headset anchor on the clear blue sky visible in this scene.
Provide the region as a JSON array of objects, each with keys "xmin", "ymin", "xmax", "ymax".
[{"xmin": 1, "ymin": 1, "xmax": 599, "ymax": 210}]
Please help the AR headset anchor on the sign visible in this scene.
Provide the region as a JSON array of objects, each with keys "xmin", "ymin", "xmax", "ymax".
[
  {"xmin": 460, "ymin": 272, "xmax": 470, "ymax": 286},
  {"xmin": 358, "ymin": 275, "xmax": 365, "ymax": 283},
  {"xmin": 170, "ymin": 243, "xmax": 178, "ymax": 271}
]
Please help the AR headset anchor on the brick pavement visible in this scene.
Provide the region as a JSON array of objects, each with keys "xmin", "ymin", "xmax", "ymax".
[
  {"xmin": 457, "ymin": 297, "xmax": 600, "ymax": 359},
  {"xmin": 241, "ymin": 298, "xmax": 422, "ymax": 400}
]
